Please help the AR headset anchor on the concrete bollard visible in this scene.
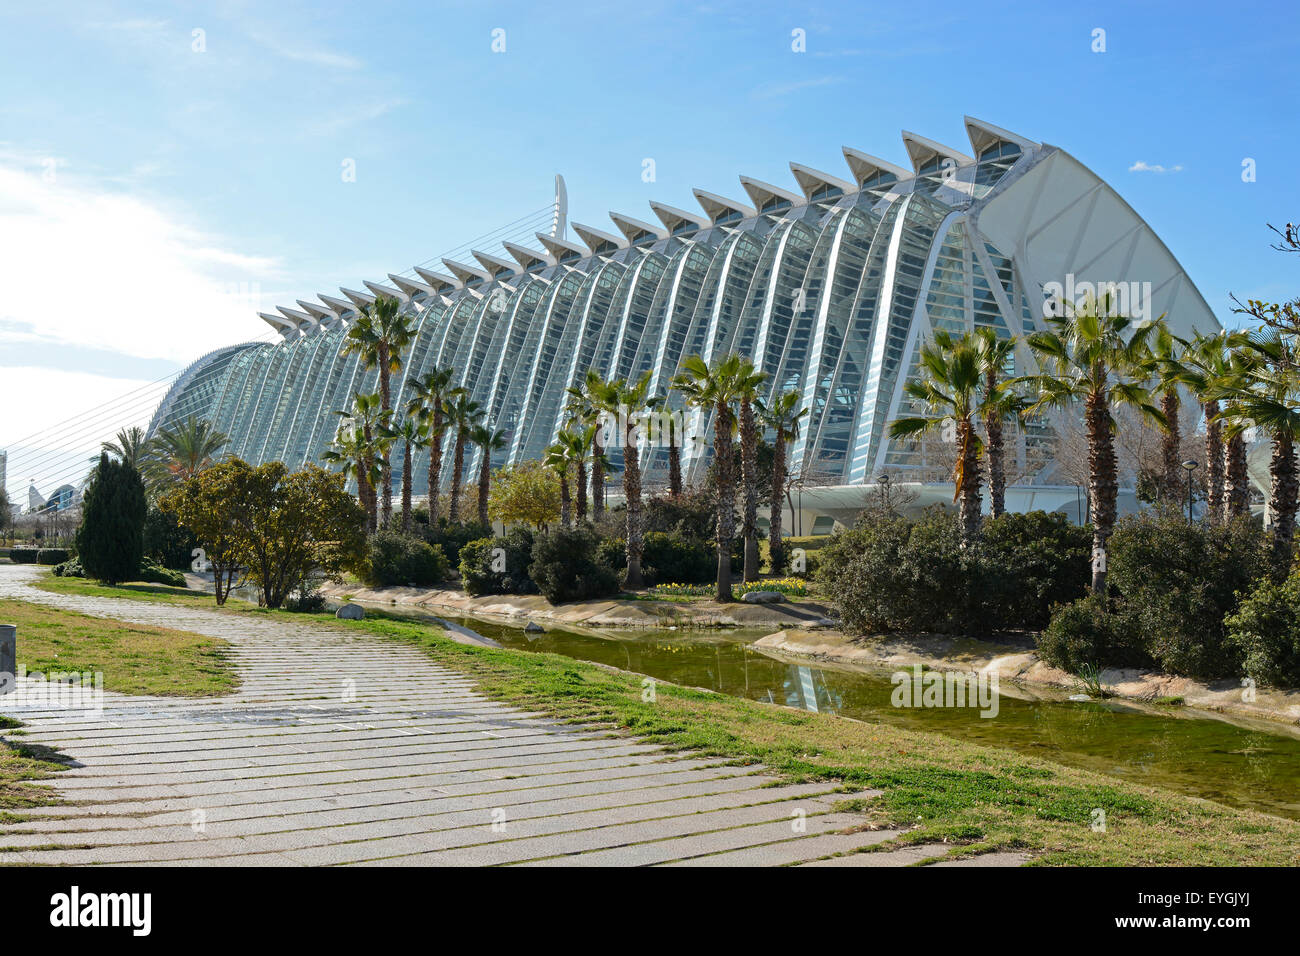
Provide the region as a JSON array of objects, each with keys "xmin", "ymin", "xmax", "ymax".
[{"xmin": 0, "ymin": 623, "xmax": 15, "ymax": 696}]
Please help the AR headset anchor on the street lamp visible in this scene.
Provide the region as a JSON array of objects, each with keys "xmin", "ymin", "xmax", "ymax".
[{"xmin": 1181, "ymin": 459, "xmax": 1199, "ymax": 525}]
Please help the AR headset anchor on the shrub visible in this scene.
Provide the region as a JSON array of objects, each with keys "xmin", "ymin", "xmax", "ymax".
[
  {"xmin": 598, "ymin": 531, "xmax": 714, "ymax": 586},
  {"xmin": 10, "ymin": 547, "xmax": 39, "ymax": 563},
  {"xmin": 458, "ymin": 528, "xmax": 537, "ymax": 596},
  {"xmin": 364, "ymin": 530, "xmax": 450, "ymax": 588},
  {"xmin": 76, "ymin": 453, "xmax": 147, "ymax": 585},
  {"xmin": 52, "ymin": 558, "xmax": 85, "ymax": 578},
  {"xmin": 819, "ymin": 508, "xmax": 995, "ymax": 636},
  {"xmin": 136, "ymin": 561, "xmax": 187, "ymax": 588},
  {"xmin": 1226, "ymin": 572, "xmax": 1300, "ymax": 688},
  {"xmin": 1108, "ymin": 513, "xmax": 1267, "ymax": 678},
  {"xmin": 424, "ymin": 519, "xmax": 491, "ymax": 568},
  {"xmin": 980, "ymin": 511, "xmax": 1091, "ymax": 630},
  {"xmin": 36, "ymin": 548, "xmax": 70, "ymax": 565},
  {"xmin": 143, "ymin": 506, "xmax": 198, "ymax": 569},
  {"xmin": 529, "ymin": 526, "xmax": 619, "ymax": 604},
  {"xmin": 1036, "ymin": 594, "xmax": 1152, "ymax": 673}
]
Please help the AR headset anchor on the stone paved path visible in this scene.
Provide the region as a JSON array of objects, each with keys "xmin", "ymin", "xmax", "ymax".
[{"xmin": 0, "ymin": 566, "xmax": 1026, "ymax": 867}]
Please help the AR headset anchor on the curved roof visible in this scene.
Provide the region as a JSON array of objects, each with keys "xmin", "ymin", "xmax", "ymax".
[
  {"xmin": 900, "ymin": 130, "xmax": 973, "ymax": 171},
  {"xmin": 693, "ymin": 188, "xmax": 755, "ymax": 224},
  {"xmin": 841, "ymin": 147, "xmax": 910, "ymax": 188},
  {"xmin": 649, "ymin": 200, "xmax": 709, "ymax": 234},
  {"xmin": 739, "ymin": 176, "xmax": 802, "ymax": 212},
  {"xmin": 789, "ymin": 162, "xmax": 855, "ymax": 200}
]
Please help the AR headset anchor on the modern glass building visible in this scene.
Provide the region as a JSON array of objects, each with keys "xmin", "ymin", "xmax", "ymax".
[{"xmin": 150, "ymin": 117, "xmax": 1219, "ymax": 520}]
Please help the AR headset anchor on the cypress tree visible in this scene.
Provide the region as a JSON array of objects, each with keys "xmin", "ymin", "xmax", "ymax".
[{"xmin": 76, "ymin": 452, "xmax": 147, "ymax": 584}]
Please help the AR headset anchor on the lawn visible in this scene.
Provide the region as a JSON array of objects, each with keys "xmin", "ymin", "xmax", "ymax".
[{"xmin": 22, "ymin": 573, "xmax": 1300, "ymax": 865}]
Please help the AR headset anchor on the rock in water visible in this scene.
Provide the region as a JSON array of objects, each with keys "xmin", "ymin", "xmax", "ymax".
[
  {"xmin": 741, "ymin": 591, "xmax": 787, "ymax": 604},
  {"xmin": 524, "ymin": 621, "xmax": 545, "ymax": 633},
  {"xmin": 336, "ymin": 603, "xmax": 365, "ymax": 620}
]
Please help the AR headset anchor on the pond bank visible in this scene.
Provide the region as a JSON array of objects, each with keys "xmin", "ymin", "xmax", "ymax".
[
  {"xmin": 755, "ymin": 628, "xmax": 1300, "ymax": 730},
  {"xmin": 319, "ymin": 580, "xmax": 834, "ymax": 630}
]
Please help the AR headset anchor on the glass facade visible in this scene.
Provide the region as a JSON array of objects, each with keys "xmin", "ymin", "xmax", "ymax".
[{"xmin": 151, "ymin": 123, "xmax": 1212, "ymax": 495}]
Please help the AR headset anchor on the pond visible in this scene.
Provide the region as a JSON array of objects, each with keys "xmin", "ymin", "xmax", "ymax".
[{"xmin": 378, "ymin": 605, "xmax": 1300, "ymax": 821}]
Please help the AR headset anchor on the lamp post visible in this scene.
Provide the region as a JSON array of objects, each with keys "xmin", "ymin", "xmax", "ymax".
[{"xmin": 1181, "ymin": 459, "xmax": 1199, "ymax": 525}]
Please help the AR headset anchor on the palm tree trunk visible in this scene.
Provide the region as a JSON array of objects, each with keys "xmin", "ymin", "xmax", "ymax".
[
  {"xmin": 575, "ymin": 460, "xmax": 588, "ymax": 521},
  {"xmin": 714, "ymin": 400, "xmax": 736, "ymax": 602},
  {"xmin": 985, "ymin": 368, "xmax": 1006, "ymax": 518},
  {"xmin": 591, "ymin": 431, "xmax": 605, "ymax": 520},
  {"xmin": 1161, "ymin": 389, "xmax": 1182, "ymax": 504},
  {"xmin": 1086, "ymin": 389, "xmax": 1118, "ymax": 595},
  {"xmin": 1268, "ymin": 432, "xmax": 1297, "ymax": 574},
  {"xmin": 956, "ymin": 418, "xmax": 983, "ymax": 545},
  {"xmin": 401, "ymin": 440, "xmax": 413, "ymax": 533},
  {"xmin": 668, "ymin": 430, "xmax": 682, "ymax": 499},
  {"xmin": 1224, "ymin": 430, "xmax": 1249, "ymax": 520},
  {"xmin": 1203, "ymin": 400, "xmax": 1223, "ymax": 525},
  {"xmin": 361, "ymin": 425, "xmax": 377, "ymax": 534},
  {"xmin": 740, "ymin": 396, "xmax": 760, "ymax": 582},
  {"xmin": 449, "ymin": 431, "xmax": 465, "ymax": 523},
  {"xmin": 768, "ymin": 426, "xmax": 787, "ymax": 573},
  {"xmin": 477, "ymin": 446, "xmax": 491, "ymax": 527},
  {"xmin": 427, "ymin": 403, "xmax": 443, "ymax": 525},
  {"xmin": 378, "ymin": 351, "xmax": 392, "ymax": 530},
  {"xmin": 560, "ymin": 468, "xmax": 572, "ymax": 528},
  {"xmin": 624, "ymin": 425, "xmax": 644, "ymax": 589}
]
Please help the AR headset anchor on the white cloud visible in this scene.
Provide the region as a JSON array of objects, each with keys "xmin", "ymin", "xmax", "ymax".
[
  {"xmin": 251, "ymin": 32, "xmax": 362, "ymax": 70},
  {"xmin": 1129, "ymin": 161, "xmax": 1184, "ymax": 174},
  {"xmin": 751, "ymin": 76, "xmax": 844, "ymax": 100},
  {"xmin": 0, "ymin": 159, "xmax": 278, "ymax": 365}
]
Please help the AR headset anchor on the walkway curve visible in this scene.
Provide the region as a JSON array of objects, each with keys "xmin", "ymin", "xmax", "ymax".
[{"xmin": 0, "ymin": 565, "xmax": 1024, "ymax": 867}]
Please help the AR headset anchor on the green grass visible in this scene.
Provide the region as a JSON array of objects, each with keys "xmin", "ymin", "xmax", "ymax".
[
  {"xmin": 26, "ymin": 572, "xmax": 1300, "ymax": 865},
  {"xmin": 0, "ymin": 599, "xmax": 236, "ymax": 698}
]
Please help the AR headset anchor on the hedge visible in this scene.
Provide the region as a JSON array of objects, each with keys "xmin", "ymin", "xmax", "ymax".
[
  {"xmin": 37, "ymin": 548, "xmax": 71, "ymax": 565},
  {"xmin": 10, "ymin": 547, "xmax": 39, "ymax": 563}
]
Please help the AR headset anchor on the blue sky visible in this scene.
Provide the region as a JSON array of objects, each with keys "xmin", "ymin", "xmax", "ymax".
[{"xmin": 1, "ymin": 0, "xmax": 1297, "ymax": 459}]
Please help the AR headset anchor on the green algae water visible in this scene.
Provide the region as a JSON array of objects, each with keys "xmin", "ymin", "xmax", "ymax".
[{"xmin": 433, "ymin": 614, "xmax": 1300, "ymax": 821}]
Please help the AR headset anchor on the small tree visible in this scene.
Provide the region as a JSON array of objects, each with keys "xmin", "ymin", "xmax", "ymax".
[
  {"xmin": 76, "ymin": 452, "xmax": 147, "ymax": 584},
  {"xmin": 160, "ymin": 460, "xmax": 253, "ymax": 605},
  {"xmin": 488, "ymin": 460, "xmax": 561, "ymax": 530}
]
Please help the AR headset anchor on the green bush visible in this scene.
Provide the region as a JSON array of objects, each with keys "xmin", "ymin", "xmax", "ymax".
[
  {"xmin": 424, "ymin": 519, "xmax": 492, "ymax": 568},
  {"xmin": 143, "ymin": 506, "xmax": 198, "ymax": 569},
  {"xmin": 458, "ymin": 528, "xmax": 536, "ymax": 596},
  {"xmin": 1226, "ymin": 572, "xmax": 1300, "ymax": 688},
  {"xmin": 10, "ymin": 547, "xmax": 38, "ymax": 563},
  {"xmin": 598, "ymin": 531, "xmax": 714, "ymax": 586},
  {"xmin": 529, "ymin": 526, "xmax": 620, "ymax": 604},
  {"xmin": 1036, "ymin": 593, "xmax": 1152, "ymax": 673},
  {"xmin": 980, "ymin": 511, "xmax": 1092, "ymax": 630},
  {"xmin": 363, "ymin": 530, "xmax": 450, "ymax": 588},
  {"xmin": 36, "ymin": 548, "xmax": 70, "ymax": 565},
  {"xmin": 1108, "ymin": 513, "xmax": 1266, "ymax": 679},
  {"xmin": 136, "ymin": 561, "xmax": 187, "ymax": 587},
  {"xmin": 818, "ymin": 508, "xmax": 996, "ymax": 636},
  {"xmin": 52, "ymin": 558, "xmax": 85, "ymax": 578}
]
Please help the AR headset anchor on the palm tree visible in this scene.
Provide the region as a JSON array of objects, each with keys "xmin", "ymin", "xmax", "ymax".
[
  {"xmin": 406, "ymin": 367, "xmax": 456, "ymax": 524},
  {"xmin": 102, "ymin": 426, "xmax": 152, "ymax": 470},
  {"xmin": 544, "ymin": 439, "xmax": 574, "ymax": 527},
  {"xmin": 600, "ymin": 371, "xmax": 654, "ymax": 588},
  {"xmin": 342, "ymin": 295, "xmax": 418, "ymax": 529},
  {"xmin": 735, "ymin": 360, "xmax": 769, "ymax": 582},
  {"xmin": 331, "ymin": 391, "xmax": 387, "ymax": 532},
  {"xmin": 1177, "ymin": 330, "xmax": 1253, "ymax": 524},
  {"xmin": 322, "ymin": 421, "xmax": 382, "ymax": 533},
  {"xmin": 1219, "ymin": 331, "xmax": 1300, "ymax": 570},
  {"xmin": 566, "ymin": 370, "xmax": 606, "ymax": 520},
  {"xmin": 1019, "ymin": 291, "xmax": 1164, "ymax": 594},
  {"xmin": 147, "ymin": 416, "xmax": 229, "ymax": 491},
  {"xmin": 445, "ymin": 391, "xmax": 479, "ymax": 524},
  {"xmin": 759, "ymin": 389, "xmax": 807, "ymax": 573},
  {"xmin": 1148, "ymin": 321, "xmax": 1187, "ymax": 505},
  {"xmin": 889, "ymin": 330, "xmax": 986, "ymax": 544},
  {"xmin": 973, "ymin": 328, "xmax": 1020, "ymax": 518},
  {"xmin": 472, "ymin": 423, "xmax": 507, "ymax": 526},
  {"xmin": 382, "ymin": 417, "xmax": 429, "ymax": 533},
  {"xmin": 673, "ymin": 354, "xmax": 742, "ymax": 601}
]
